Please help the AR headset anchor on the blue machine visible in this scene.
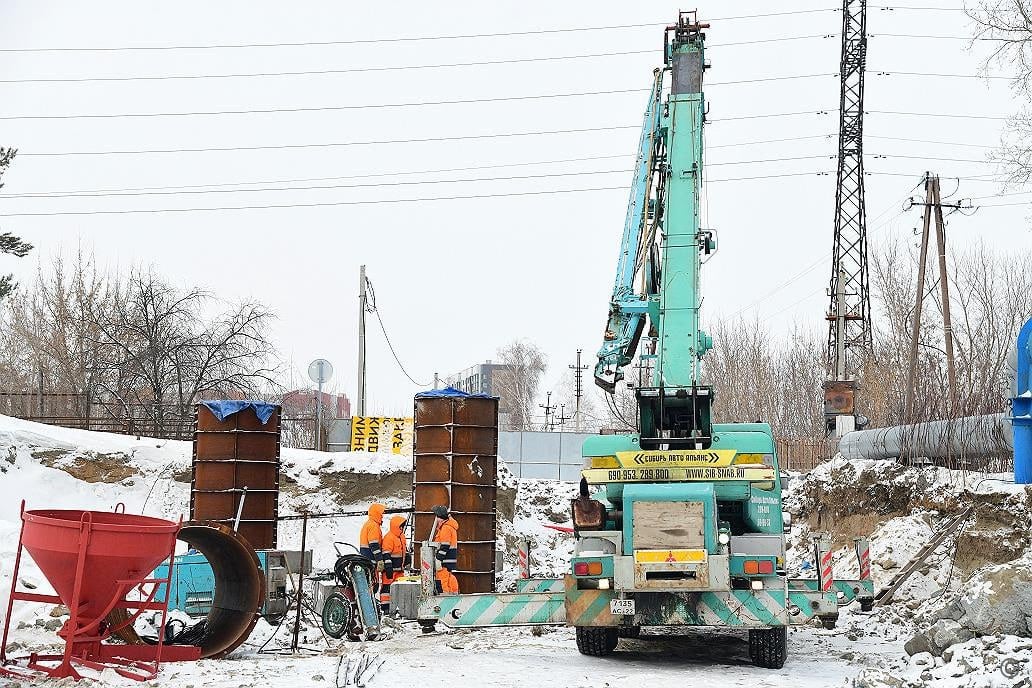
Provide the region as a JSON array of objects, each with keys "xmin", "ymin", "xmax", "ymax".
[
  {"xmin": 155, "ymin": 549, "xmax": 305, "ymax": 617},
  {"xmin": 1013, "ymin": 317, "xmax": 1032, "ymax": 484}
]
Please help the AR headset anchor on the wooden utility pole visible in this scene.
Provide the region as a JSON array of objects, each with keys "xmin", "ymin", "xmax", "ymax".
[
  {"xmin": 931, "ymin": 180, "xmax": 958, "ymax": 410},
  {"xmin": 904, "ymin": 173, "xmax": 960, "ymax": 420}
]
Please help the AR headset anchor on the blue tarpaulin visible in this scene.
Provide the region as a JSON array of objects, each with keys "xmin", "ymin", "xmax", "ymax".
[
  {"xmin": 200, "ymin": 400, "xmax": 279, "ymax": 425},
  {"xmin": 414, "ymin": 386, "xmax": 495, "ymax": 399}
]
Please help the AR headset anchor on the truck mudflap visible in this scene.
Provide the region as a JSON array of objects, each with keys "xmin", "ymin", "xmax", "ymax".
[
  {"xmin": 566, "ymin": 579, "xmax": 838, "ymax": 628},
  {"xmin": 418, "ymin": 591, "xmax": 566, "ymax": 628}
]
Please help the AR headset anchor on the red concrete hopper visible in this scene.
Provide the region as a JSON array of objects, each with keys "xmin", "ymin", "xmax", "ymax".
[
  {"xmin": 21, "ymin": 509, "xmax": 179, "ymax": 630},
  {"xmin": 1, "ymin": 505, "xmax": 200, "ymax": 681}
]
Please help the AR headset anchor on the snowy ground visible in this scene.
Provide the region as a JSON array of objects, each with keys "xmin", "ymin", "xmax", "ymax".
[
  {"xmin": 4, "ymin": 609, "xmax": 898, "ymax": 688},
  {"xmin": 3, "ymin": 416, "xmax": 1030, "ymax": 686}
]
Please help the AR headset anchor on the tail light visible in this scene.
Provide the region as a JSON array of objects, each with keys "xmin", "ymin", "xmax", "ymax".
[
  {"xmin": 573, "ymin": 560, "xmax": 604, "ymax": 576},
  {"xmin": 743, "ymin": 559, "xmax": 775, "ymax": 575}
]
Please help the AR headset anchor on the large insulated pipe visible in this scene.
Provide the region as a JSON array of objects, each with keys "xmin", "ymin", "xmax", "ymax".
[{"xmin": 837, "ymin": 413, "xmax": 1012, "ymax": 462}]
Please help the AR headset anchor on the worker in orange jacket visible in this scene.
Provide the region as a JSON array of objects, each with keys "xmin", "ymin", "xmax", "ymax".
[
  {"xmin": 431, "ymin": 505, "xmax": 460, "ymax": 594},
  {"xmin": 379, "ymin": 515, "xmax": 407, "ymax": 613},
  {"xmin": 359, "ymin": 502, "xmax": 389, "ymax": 576}
]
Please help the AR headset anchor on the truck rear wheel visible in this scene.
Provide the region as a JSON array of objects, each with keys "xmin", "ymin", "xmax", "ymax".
[
  {"xmin": 575, "ymin": 627, "xmax": 619, "ymax": 656},
  {"xmin": 749, "ymin": 626, "xmax": 787, "ymax": 669}
]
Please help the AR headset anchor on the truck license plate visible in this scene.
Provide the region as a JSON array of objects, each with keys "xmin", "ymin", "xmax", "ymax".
[{"xmin": 610, "ymin": 599, "xmax": 635, "ymax": 615}]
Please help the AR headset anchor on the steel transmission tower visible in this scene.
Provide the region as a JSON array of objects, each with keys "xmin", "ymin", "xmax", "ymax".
[{"xmin": 824, "ymin": 0, "xmax": 871, "ymax": 433}]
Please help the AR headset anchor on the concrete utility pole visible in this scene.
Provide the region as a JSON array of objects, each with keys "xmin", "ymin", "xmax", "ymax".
[
  {"xmin": 904, "ymin": 173, "xmax": 961, "ymax": 420},
  {"xmin": 569, "ymin": 349, "xmax": 587, "ymax": 432},
  {"xmin": 539, "ymin": 391, "xmax": 555, "ymax": 432},
  {"xmin": 357, "ymin": 265, "xmax": 368, "ymax": 417}
]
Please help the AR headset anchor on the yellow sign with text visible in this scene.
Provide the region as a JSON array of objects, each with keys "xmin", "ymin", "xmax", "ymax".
[
  {"xmin": 350, "ymin": 416, "xmax": 412, "ymax": 454},
  {"xmin": 615, "ymin": 449, "xmax": 738, "ymax": 468},
  {"xmin": 582, "ymin": 465, "xmax": 776, "ymax": 484}
]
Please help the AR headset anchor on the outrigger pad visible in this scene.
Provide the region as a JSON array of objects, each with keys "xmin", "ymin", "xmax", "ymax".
[{"xmin": 571, "ymin": 496, "xmax": 606, "ymax": 531}]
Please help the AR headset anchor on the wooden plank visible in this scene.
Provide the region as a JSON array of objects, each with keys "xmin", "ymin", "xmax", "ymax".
[{"xmin": 632, "ymin": 501, "xmax": 705, "ymax": 550}]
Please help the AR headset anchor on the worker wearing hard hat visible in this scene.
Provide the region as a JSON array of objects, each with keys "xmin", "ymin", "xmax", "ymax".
[
  {"xmin": 380, "ymin": 514, "xmax": 408, "ymax": 613},
  {"xmin": 431, "ymin": 505, "xmax": 460, "ymax": 594}
]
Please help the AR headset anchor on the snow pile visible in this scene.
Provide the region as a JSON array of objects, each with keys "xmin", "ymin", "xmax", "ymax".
[
  {"xmin": 498, "ymin": 476, "xmax": 578, "ymax": 590},
  {"xmin": 851, "ymin": 635, "xmax": 1032, "ymax": 687}
]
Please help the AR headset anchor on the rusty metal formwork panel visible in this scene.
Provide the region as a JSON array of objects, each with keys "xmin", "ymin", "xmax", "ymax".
[
  {"xmin": 191, "ymin": 404, "xmax": 281, "ymax": 549},
  {"xmin": 412, "ymin": 395, "xmax": 498, "ymax": 594}
]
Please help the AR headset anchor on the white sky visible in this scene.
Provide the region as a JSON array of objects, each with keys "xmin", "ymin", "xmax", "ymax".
[{"xmin": 0, "ymin": 1, "xmax": 1028, "ymax": 417}]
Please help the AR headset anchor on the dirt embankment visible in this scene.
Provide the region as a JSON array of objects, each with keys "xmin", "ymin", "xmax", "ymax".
[
  {"xmin": 789, "ymin": 459, "xmax": 1031, "ymax": 572},
  {"xmin": 34, "ymin": 449, "xmax": 140, "ymax": 484}
]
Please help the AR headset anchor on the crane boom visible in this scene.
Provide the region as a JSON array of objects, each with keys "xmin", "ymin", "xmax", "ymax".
[
  {"xmin": 593, "ymin": 14, "xmax": 715, "ymax": 449},
  {"xmin": 594, "ymin": 70, "xmax": 664, "ymax": 393}
]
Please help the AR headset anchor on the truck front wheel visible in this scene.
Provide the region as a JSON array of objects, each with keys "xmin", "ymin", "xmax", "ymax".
[
  {"xmin": 749, "ymin": 626, "xmax": 788, "ymax": 669},
  {"xmin": 575, "ymin": 627, "xmax": 619, "ymax": 656}
]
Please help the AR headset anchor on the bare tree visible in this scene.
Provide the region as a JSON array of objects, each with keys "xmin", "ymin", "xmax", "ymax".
[
  {"xmin": 969, "ymin": 1, "xmax": 1032, "ymax": 183},
  {"xmin": 704, "ymin": 318, "xmax": 825, "ymax": 440},
  {"xmin": 0, "ymin": 255, "xmax": 282, "ymax": 437},
  {"xmin": 89, "ymin": 269, "xmax": 279, "ymax": 434},
  {"xmin": 494, "ymin": 339, "xmax": 547, "ymax": 431},
  {"xmin": 6, "ymin": 251, "xmax": 116, "ymax": 419},
  {"xmin": 864, "ymin": 238, "xmax": 1031, "ymax": 425}
]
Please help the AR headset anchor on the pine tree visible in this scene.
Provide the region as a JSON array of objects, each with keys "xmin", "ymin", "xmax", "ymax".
[{"xmin": 0, "ymin": 147, "xmax": 32, "ymax": 300}]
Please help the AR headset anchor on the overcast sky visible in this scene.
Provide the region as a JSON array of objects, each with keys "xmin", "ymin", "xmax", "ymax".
[{"xmin": 0, "ymin": 1, "xmax": 1028, "ymax": 417}]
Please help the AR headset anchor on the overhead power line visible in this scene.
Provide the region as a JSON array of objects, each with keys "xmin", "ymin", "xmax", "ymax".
[
  {"xmin": 0, "ymin": 10, "xmax": 839, "ymax": 53},
  {"xmin": 2, "ymin": 155, "xmax": 841, "ymax": 200},
  {"xmin": 710, "ymin": 109, "xmax": 837, "ymax": 123},
  {"xmin": 1, "ymin": 168, "xmax": 633, "ymax": 200},
  {"xmin": 0, "ymin": 163, "xmax": 855, "ymax": 217},
  {"xmin": 0, "ymin": 186, "xmax": 634, "ymax": 217},
  {"xmin": 18, "ymin": 124, "xmax": 641, "ymax": 157},
  {"xmin": 866, "ymin": 134, "xmax": 996, "ymax": 149},
  {"xmin": 371, "ymin": 307, "xmax": 431, "ymax": 388},
  {"xmin": 872, "ymin": 32, "xmax": 1007, "ymax": 41},
  {"xmin": 1, "ymin": 74, "xmax": 838, "ymax": 120},
  {"xmin": 0, "ymin": 87, "xmax": 649, "ymax": 121},
  {"xmin": 0, "ymin": 46, "xmax": 838, "ymax": 85},
  {"xmin": 869, "ymin": 69, "xmax": 1014, "ymax": 80},
  {"xmin": 4, "ymin": 153, "xmax": 634, "ymax": 197},
  {"xmin": 867, "ymin": 110, "xmax": 1011, "ymax": 121},
  {"xmin": 18, "ymin": 129, "xmax": 836, "ymax": 159},
  {"xmin": 869, "ymin": 5, "xmax": 968, "ymax": 11}
]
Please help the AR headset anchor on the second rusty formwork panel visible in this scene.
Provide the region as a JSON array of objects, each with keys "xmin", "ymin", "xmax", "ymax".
[
  {"xmin": 191, "ymin": 403, "xmax": 281, "ymax": 550},
  {"xmin": 412, "ymin": 393, "xmax": 498, "ymax": 594}
]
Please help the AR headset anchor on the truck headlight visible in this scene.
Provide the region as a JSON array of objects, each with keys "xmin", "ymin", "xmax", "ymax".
[{"xmin": 718, "ymin": 532, "xmax": 730, "ymax": 545}]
